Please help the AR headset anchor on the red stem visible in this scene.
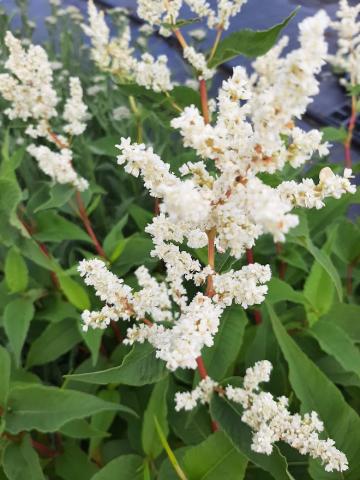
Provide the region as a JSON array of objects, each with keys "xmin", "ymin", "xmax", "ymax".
[
  {"xmin": 199, "ymin": 79, "xmax": 210, "ymax": 125},
  {"xmin": 344, "ymin": 95, "xmax": 357, "ymax": 169},
  {"xmin": 275, "ymin": 242, "xmax": 286, "ymax": 280},
  {"xmin": 76, "ymin": 191, "xmax": 107, "ymax": 259},
  {"xmin": 246, "ymin": 248, "xmax": 254, "ymax": 264},
  {"xmin": 110, "ymin": 321, "xmax": 122, "ymax": 343},
  {"xmin": 196, "ymin": 356, "xmax": 208, "ymax": 380},
  {"xmin": 196, "ymin": 356, "xmax": 218, "ymax": 432},
  {"xmin": 31, "ymin": 439, "xmax": 60, "ymax": 458}
]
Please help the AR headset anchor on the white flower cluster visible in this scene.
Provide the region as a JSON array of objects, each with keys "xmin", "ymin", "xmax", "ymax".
[
  {"xmin": 175, "ymin": 376, "xmax": 219, "ymax": 411},
  {"xmin": 63, "ymin": 77, "xmax": 88, "ymax": 136},
  {"xmin": 137, "ymin": 0, "xmax": 248, "ymax": 33},
  {"xmin": 133, "ymin": 266, "xmax": 172, "ymax": 322},
  {"xmin": 78, "ymin": 259, "xmax": 134, "ymax": 330},
  {"xmin": 0, "ymin": 31, "xmax": 88, "ymax": 190},
  {"xmin": 328, "ymin": 0, "xmax": 360, "ymax": 86},
  {"xmin": 175, "ymin": 361, "xmax": 348, "ymax": 473},
  {"xmin": 78, "ymin": 259, "xmax": 175, "ymax": 328},
  {"xmin": 183, "ymin": 46, "xmax": 215, "ymax": 80},
  {"xmin": 0, "ymin": 31, "xmax": 58, "ymax": 124},
  {"xmin": 225, "ymin": 361, "xmax": 348, "ymax": 473},
  {"xmin": 278, "ymin": 167, "xmax": 356, "ymax": 210},
  {"xmin": 125, "ymin": 293, "xmax": 224, "ymax": 370},
  {"xmin": 213, "ymin": 264, "xmax": 271, "ymax": 308},
  {"xmin": 83, "ymin": 0, "xmax": 173, "ymax": 92},
  {"xmin": 173, "ymin": 12, "xmax": 331, "ymax": 177},
  {"xmin": 27, "ymin": 146, "xmax": 88, "ymax": 192}
]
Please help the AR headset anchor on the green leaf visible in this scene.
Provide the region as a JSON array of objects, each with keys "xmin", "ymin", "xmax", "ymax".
[
  {"xmin": 26, "ymin": 319, "xmax": 81, "ymax": 368},
  {"xmin": 304, "ymin": 259, "xmax": 335, "ymax": 325},
  {"xmin": 80, "ymin": 327, "xmax": 103, "ymax": 367},
  {"xmin": 0, "ymin": 177, "xmax": 23, "ymax": 244},
  {"xmin": 208, "ymin": 9, "xmax": 298, "ymax": 68},
  {"xmin": 19, "ymin": 237, "xmax": 60, "ymax": 272},
  {"xmin": 66, "ymin": 343, "xmax": 167, "ymax": 386},
  {"xmin": 103, "ymin": 214, "xmax": 128, "ymax": 257},
  {"xmin": 142, "ymin": 376, "xmax": 169, "ymax": 459},
  {"xmin": 267, "ymin": 278, "xmax": 308, "ymax": 306},
  {"xmin": 332, "ymin": 220, "xmax": 360, "ymax": 264},
  {"xmin": 198, "ymin": 305, "xmax": 247, "ymax": 381},
  {"xmin": 89, "ymin": 390, "xmax": 120, "ymax": 455},
  {"xmin": 129, "ymin": 204, "xmax": 152, "ymax": 231},
  {"xmin": 58, "ymin": 274, "xmax": 90, "ymax": 310},
  {"xmin": 115, "ymin": 234, "xmax": 154, "ymax": 274},
  {"xmin": 60, "ymin": 418, "xmax": 108, "ymax": 439},
  {"xmin": 268, "ymin": 304, "xmax": 360, "ymax": 479},
  {"xmin": 0, "ymin": 346, "xmax": 11, "ymax": 408},
  {"xmin": 304, "ymin": 238, "xmax": 342, "ymax": 302},
  {"xmin": 310, "ymin": 320, "xmax": 360, "ymax": 379},
  {"xmin": 34, "ymin": 184, "xmax": 75, "ymax": 212},
  {"xmin": 4, "ymin": 248, "xmax": 29, "ymax": 293},
  {"xmin": 55, "ymin": 440, "xmax": 98, "ymax": 480},
  {"xmin": 91, "ymin": 454, "xmax": 143, "ymax": 480},
  {"xmin": 347, "ymin": 83, "xmax": 360, "ymax": 96},
  {"xmin": 321, "ymin": 126, "xmax": 347, "ymax": 143},
  {"xmin": 4, "ymin": 298, "xmax": 35, "ymax": 367},
  {"xmin": 321, "ymin": 303, "xmax": 360, "ymax": 342},
  {"xmin": 210, "ymin": 395, "xmax": 294, "ymax": 480},
  {"xmin": 33, "ymin": 211, "xmax": 91, "ymax": 243},
  {"xmin": 5, "ymin": 384, "xmax": 135, "ymax": 434},
  {"xmin": 3, "ymin": 434, "xmax": 45, "ymax": 480},
  {"xmin": 183, "ymin": 431, "xmax": 247, "ymax": 479},
  {"xmin": 89, "ymin": 135, "xmax": 119, "ymax": 157}
]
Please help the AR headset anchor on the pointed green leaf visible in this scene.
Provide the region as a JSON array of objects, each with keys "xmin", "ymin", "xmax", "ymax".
[
  {"xmin": 4, "ymin": 298, "xmax": 35, "ymax": 367},
  {"xmin": 268, "ymin": 303, "xmax": 360, "ymax": 479},
  {"xmin": 142, "ymin": 376, "xmax": 169, "ymax": 459},
  {"xmin": 267, "ymin": 278, "xmax": 308, "ymax": 306},
  {"xmin": 183, "ymin": 431, "xmax": 247, "ymax": 479},
  {"xmin": 208, "ymin": 9, "xmax": 298, "ymax": 68},
  {"xmin": 310, "ymin": 320, "xmax": 360, "ymax": 379},
  {"xmin": 66, "ymin": 342, "xmax": 167, "ymax": 386},
  {"xmin": 197, "ymin": 305, "xmax": 247, "ymax": 381},
  {"xmin": 58, "ymin": 274, "xmax": 90, "ymax": 310},
  {"xmin": 0, "ymin": 346, "xmax": 11, "ymax": 408},
  {"xmin": 4, "ymin": 248, "xmax": 29, "ymax": 293},
  {"xmin": 91, "ymin": 454, "xmax": 143, "ymax": 480},
  {"xmin": 33, "ymin": 211, "xmax": 91, "ymax": 243},
  {"xmin": 3, "ymin": 435, "xmax": 45, "ymax": 480},
  {"xmin": 5, "ymin": 384, "xmax": 135, "ymax": 434},
  {"xmin": 26, "ymin": 319, "xmax": 81, "ymax": 368}
]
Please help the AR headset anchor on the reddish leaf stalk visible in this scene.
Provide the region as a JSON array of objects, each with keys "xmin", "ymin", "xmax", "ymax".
[
  {"xmin": 76, "ymin": 191, "xmax": 107, "ymax": 259},
  {"xmin": 110, "ymin": 321, "xmax": 123, "ymax": 343},
  {"xmin": 199, "ymin": 79, "xmax": 210, "ymax": 125},
  {"xmin": 275, "ymin": 242, "xmax": 287, "ymax": 280},
  {"xmin": 344, "ymin": 95, "xmax": 357, "ymax": 168},
  {"xmin": 31, "ymin": 439, "xmax": 60, "ymax": 458}
]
